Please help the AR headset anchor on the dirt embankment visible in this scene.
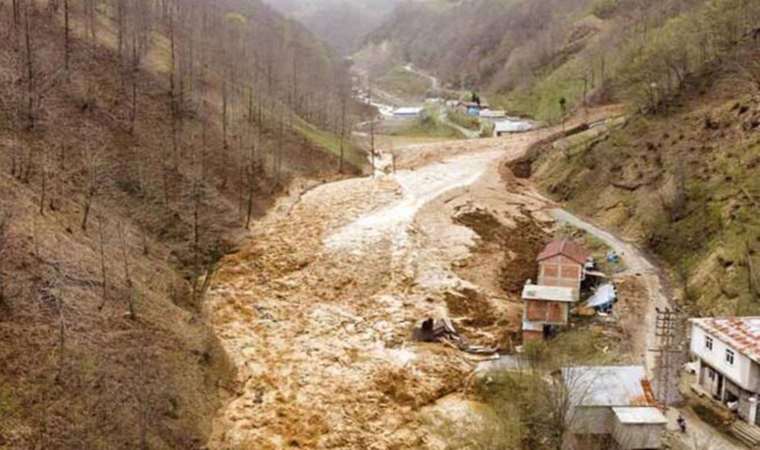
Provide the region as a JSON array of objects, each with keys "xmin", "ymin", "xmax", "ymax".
[
  {"xmin": 528, "ymin": 67, "xmax": 760, "ymax": 316},
  {"xmin": 0, "ymin": 8, "xmax": 354, "ymax": 450}
]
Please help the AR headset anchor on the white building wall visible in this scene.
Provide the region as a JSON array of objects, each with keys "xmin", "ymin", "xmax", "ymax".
[
  {"xmin": 690, "ymin": 324, "xmax": 754, "ymax": 390},
  {"xmin": 612, "ymin": 421, "xmax": 665, "ymax": 449}
]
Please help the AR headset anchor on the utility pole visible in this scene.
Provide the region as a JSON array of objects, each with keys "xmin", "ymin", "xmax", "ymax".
[
  {"xmin": 651, "ymin": 307, "xmax": 685, "ymax": 407},
  {"xmin": 368, "ymin": 76, "xmax": 376, "ymax": 176}
]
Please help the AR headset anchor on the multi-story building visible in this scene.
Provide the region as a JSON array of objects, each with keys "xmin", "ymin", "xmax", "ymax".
[{"xmin": 690, "ymin": 317, "xmax": 760, "ymax": 425}]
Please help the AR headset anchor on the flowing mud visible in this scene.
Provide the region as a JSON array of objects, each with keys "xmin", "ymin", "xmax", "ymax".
[{"xmin": 205, "ymin": 112, "xmax": 619, "ymax": 449}]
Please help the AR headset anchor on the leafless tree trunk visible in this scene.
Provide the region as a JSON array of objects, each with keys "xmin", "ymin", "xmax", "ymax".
[
  {"xmin": 63, "ymin": 0, "xmax": 70, "ymax": 72},
  {"xmin": 222, "ymin": 80, "xmax": 229, "ymax": 150},
  {"xmin": 81, "ymin": 150, "xmax": 101, "ymax": 231},
  {"xmin": 245, "ymin": 140, "xmax": 257, "ymax": 228},
  {"xmin": 117, "ymin": 223, "xmax": 135, "ymax": 319},
  {"xmin": 24, "ymin": 2, "xmax": 35, "ymax": 129},
  {"xmin": 169, "ymin": 4, "xmax": 179, "ymax": 169},
  {"xmin": 0, "ymin": 213, "xmax": 10, "ymax": 308},
  {"xmin": 39, "ymin": 152, "xmax": 47, "ymax": 216},
  {"xmin": 339, "ymin": 93, "xmax": 347, "ymax": 174},
  {"xmin": 130, "ymin": 33, "xmax": 138, "ymax": 134},
  {"xmin": 55, "ymin": 288, "xmax": 66, "ymax": 384},
  {"xmin": 368, "ymin": 78, "xmax": 376, "ymax": 175},
  {"xmin": 97, "ymin": 217, "xmax": 108, "ymax": 310}
]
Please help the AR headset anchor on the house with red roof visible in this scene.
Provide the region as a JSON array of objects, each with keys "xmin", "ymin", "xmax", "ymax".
[
  {"xmin": 690, "ymin": 317, "xmax": 760, "ymax": 425},
  {"xmin": 536, "ymin": 239, "xmax": 591, "ymax": 300}
]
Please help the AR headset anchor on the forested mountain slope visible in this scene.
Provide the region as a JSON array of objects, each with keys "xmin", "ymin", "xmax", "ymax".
[
  {"xmin": 263, "ymin": 0, "xmax": 403, "ymax": 55},
  {"xmin": 0, "ymin": 0, "xmax": 361, "ymax": 448},
  {"xmin": 516, "ymin": 42, "xmax": 760, "ymax": 318},
  {"xmin": 360, "ymin": 0, "xmax": 760, "ymax": 121}
]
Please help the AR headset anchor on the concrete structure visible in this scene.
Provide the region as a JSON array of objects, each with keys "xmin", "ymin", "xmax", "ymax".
[
  {"xmin": 479, "ymin": 109, "xmax": 506, "ymax": 119},
  {"xmin": 494, "ymin": 119, "xmax": 533, "ymax": 136},
  {"xmin": 562, "ymin": 365, "xmax": 667, "ymax": 450},
  {"xmin": 521, "ymin": 284, "xmax": 575, "ymax": 342},
  {"xmin": 392, "ymin": 107, "xmax": 424, "ymax": 118},
  {"xmin": 537, "ymin": 239, "xmax": 590, "ymax": 300},
  {"xmin": 690, "ymin": 317, "xmax": 760, "ymax": 425}
]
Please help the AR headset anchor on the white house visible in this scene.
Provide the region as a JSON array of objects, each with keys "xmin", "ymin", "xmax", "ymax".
[
  {"xmin": 690, "ymin": 317, "xmax": 760, "ymax": 425},
  {"xmin": 561, "ymin": 365, "xmax": 667, "ymax": 450}
]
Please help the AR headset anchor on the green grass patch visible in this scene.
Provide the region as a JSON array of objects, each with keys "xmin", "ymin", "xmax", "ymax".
[
  {"xmin": 448, "ymin": 110, "xmax": 481, "ymax": 130},
  {"xmin": 391, "ymin": 110, "xmax": 465, "ymax": 139},
  {"xmin": 376, "ymin": 66, "xmax": 432, "ymax": 100},
  {"xmin": 0, "ymin": 383, "xmax": 18, "ymax": 420},
  {"xmin": 293, "ymin": 119, "xmax": 367, "ymax": 170}
]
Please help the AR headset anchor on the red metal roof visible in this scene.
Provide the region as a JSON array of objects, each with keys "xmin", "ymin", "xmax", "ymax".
[
  {"xmin": 692, "ymin": 317, "xmax": 760, "ymax": 363},
  {"xmin": 537, "ymin": 239, "xmax": 590, "ymax": 265}
]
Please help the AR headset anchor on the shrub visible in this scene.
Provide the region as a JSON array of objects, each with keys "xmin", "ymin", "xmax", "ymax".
[{"xmin": 591, "ymin": 0, "xmax": 619, "ymax": 19}]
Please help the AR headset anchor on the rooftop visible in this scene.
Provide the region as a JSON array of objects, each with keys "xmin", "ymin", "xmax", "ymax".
[
  {"xmin": 691, "ymin": 317, "xmax": 760, "ymax": 363},
  {"xmin": 394, "ymin": 107, "xmax": 424, "ymax": 115},
  {"xmin": 612, "ymin": 406, "xmax": 667, "ymax": 425},
  {"xmin": 537, "ymin": 239, "xmax": 591, "ymax": 265},
  {"xmin": 522, "ymin": 284, "xmax": 576, "ymax": 303},
  {"xmin": 494, "ymin": 120, "xmax": 533, "ymax": 133},
  {"xmin": 562, "ymin": 365, "xmax": 657, "ymax": 407}
]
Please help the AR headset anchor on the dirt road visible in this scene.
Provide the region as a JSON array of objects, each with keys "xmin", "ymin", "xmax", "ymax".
[
  {"xmin": 547, "ymin": 210, "xmax": 744, "ymax": 449},
  {"xmin": 549, "ymin": 208, "xmax": 670, "ymax": 379}
]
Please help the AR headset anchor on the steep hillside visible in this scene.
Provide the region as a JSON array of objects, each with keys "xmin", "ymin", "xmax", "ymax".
[
  {"xmin": 359, "ymin": 0, "xmax": 760, "ymax": 121},
  {"xmin": 518, "ymin": 45, "xmax": 760, "ymax": 317},
  {"xmin": 358, "ymin": 0, "xmax": 592, "ymax": 100},
  {"xmin": 0, "ymin": 0, "xmax": 362, "ymax": 448},
  {"xmin": 263, "ymin": 0, "xmax": 403, "ymax": 55}
]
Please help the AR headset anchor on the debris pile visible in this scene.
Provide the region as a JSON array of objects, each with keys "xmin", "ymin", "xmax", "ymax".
[{"xmin": 413, "ymin": 317, "xmax": 500, "ymax": 355}]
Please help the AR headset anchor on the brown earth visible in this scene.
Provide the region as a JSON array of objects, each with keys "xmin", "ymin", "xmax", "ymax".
[
  {"xmin": 0, "ymin": 3, "xmax": 358, "ymax": 449},
  {"xmin": 204, "ymin": 108, "xmax": 624, "ymax": 449}
]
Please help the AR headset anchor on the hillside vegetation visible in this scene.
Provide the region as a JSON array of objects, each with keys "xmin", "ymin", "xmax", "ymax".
[
  {"xmin": 361, "ymin": 0, "xmax": 760, "ymax": 121},
  {"xmin": 362, "ymin": 0, "xmax": 760, "ymax": 313},
  {"xmin": 523, "ymin": 44, "xmax": 760, "ymax": 317},
  {"xmin": 262, "ymin": 0, "xmax": 403, "ymax": 55},
  {"xmin": 0, "ymin": 0, "xmax": 363, "ymax": 448}
]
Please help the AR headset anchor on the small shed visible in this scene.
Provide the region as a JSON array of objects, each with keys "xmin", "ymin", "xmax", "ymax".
[
  {"xmin": 494, "ymin": 119, "xmax": 533, "ymax": 136},
  {"xmin": 561, "ymin": 365, "xmax": 667, "ymax": 450},
  {"xmin": 537, "ymin": 239, "xmax": 591, "ymax": 300},
  {"xmin": 393, "ymin": 107, "xmax": 424, "ymax": 118}
]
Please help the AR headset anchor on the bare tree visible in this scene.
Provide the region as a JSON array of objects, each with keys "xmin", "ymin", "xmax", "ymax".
[
  {"xmin": 63, "ymin": 0, "xmax": 70, "ymax": 72},
  {"xmin": 117, "ymin": 222, "xmax": 135, "ymax": 319},
  {"xmin": 24, "ymin": 1, "xmax": 35, "ymax": 129},
  {"xmin": 97, "ymin": 217, "xmax": 109, "ymax": 310},
  {"xmin": 81, "ymin": 148, "xmax": 104, "ymax": 231},
  {"xmin": 0, "ymin": 212, "xmax": 11, "ymax": 308}
]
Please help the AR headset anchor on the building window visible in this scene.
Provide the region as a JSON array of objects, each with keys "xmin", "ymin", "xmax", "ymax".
[
  {"xmin": 705, "ymin": 336, "xmax": 713, "ymax": 351},
  {"xmin": 726, "ymin": 349, "xmax": 735, "ymax": 365},
  {"xmin": 708, "ymin": 368, "xmax": 715, "ymax": 380}
]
